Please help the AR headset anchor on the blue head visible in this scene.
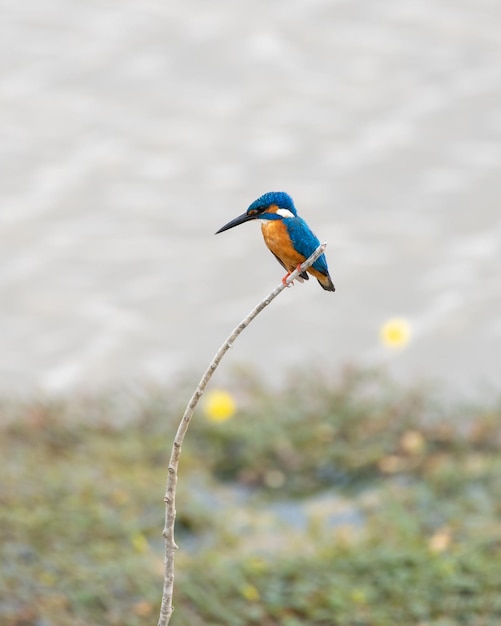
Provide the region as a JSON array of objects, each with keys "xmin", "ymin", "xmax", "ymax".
[
  {"xmin": 247, "ymin": 192, "xmax": 297, "ymax": 217},
  {"xmin": 216, "ymin": 191, "xmax": 297, "ymax": 233}
]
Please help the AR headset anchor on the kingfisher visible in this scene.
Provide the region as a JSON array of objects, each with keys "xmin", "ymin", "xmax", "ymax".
[{"xmin": 216, "ymin": 191, "xmax": 335, "ymax": 291}]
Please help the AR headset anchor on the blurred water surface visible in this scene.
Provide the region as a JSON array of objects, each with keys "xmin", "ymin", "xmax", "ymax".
[{"xmin": 1, "ymin": 0, "xmax": 500, "ymax": 395}]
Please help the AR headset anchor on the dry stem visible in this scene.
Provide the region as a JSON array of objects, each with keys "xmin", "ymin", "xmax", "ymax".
[{"xmin": 157, "ymin": 242, "xmax": 328, "ymax": 626}]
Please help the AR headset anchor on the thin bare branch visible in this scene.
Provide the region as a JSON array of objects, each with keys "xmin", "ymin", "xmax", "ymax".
[{"xmin": 157, "ymin": 242, "xmax": 328, "ymax": 626}]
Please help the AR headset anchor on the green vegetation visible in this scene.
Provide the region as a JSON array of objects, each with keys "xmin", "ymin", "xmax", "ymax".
[{"xmin": 1, "ymin": 369, "xmax": 500, "ymax": 625}]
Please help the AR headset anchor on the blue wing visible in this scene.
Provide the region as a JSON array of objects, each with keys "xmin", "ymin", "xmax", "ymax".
[{"xmin": 285, "ymin": 217, "xmax": 330, "ymax": 275}]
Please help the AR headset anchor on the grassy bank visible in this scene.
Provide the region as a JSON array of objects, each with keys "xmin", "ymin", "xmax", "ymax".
[{"xmin": 1, "ymin": 369, "xmax": 500, "ymax": 625}]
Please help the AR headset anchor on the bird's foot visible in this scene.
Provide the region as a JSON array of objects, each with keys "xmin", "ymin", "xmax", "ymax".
[
  {"xmin": 282, "ymin": 264, "xmax": 304, "ymax": 286},
  {"xmin": 282, "ymin": 272, "xmax": 294, "ymax": 287}
]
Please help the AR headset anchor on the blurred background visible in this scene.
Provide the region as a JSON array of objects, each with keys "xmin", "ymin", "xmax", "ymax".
[
  {"xmin": 1, "ymin": 0, "xmax": 501, "ymax": 396},
  {"xmin": 3, "ymin": 3, "xmax": 501, "ymax": 625}
]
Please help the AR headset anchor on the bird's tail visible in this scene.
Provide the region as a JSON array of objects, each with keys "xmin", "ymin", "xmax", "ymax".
[{"xmin": 317, "ymin": 273, "xmax": 335, "ymax": 292}]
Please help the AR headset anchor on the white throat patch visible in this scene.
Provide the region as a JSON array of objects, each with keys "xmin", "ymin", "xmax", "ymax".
[{"xmin": 276, "ymin": 208, "xmax": 295, "ymax": 218}]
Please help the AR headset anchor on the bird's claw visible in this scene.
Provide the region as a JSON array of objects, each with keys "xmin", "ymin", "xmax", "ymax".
[
  {"xmin": 282, "ymin": 264, "xmax": 304, "ymax": 287},
  {"xmin": 282, "ymin": 273, "xmax": 293, "ymax": 287}
]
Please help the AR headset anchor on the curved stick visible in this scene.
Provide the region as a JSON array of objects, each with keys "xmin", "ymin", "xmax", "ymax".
[{"xmin": 157, "ymin": 242, "xmax": 328, "ymax": 626}]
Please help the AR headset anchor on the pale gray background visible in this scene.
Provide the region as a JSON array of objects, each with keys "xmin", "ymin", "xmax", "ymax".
[{"xmin": 1, "ymin": 0, "xmax": 500, "ymax": 396}]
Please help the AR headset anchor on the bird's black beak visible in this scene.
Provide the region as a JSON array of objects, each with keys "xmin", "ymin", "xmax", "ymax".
[{"xmin": 215, "ymin": 212, "xmax": 257, "ymax": 234}]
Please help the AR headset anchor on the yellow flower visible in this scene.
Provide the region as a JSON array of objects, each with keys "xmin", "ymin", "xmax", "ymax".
[
  {"xmin": 350, "ymin": 588, "xmax": 368, "ymax": 604},
  {"xmin": 380, "ymin": 317, "xmax": 412, "ymax": 349},
  {"xmin": 204, "ymin": 389, "xmax": 236, "ymax": 422},
  {"xmin": 131, "ymin": 531, "xmax": 149, "ymax": 553},
  {"xmin": 240, "ymin": 584, "xmax": 260, "ymax": 602}
]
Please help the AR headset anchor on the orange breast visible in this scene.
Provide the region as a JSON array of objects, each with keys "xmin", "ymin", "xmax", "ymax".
[{"xmin": 261, "ymin": 220, "xmax": 305, "ymax": 271}]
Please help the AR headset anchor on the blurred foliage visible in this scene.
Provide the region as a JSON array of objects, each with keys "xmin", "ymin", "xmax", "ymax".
[
  {"xmin": 1, "ymin": 369, "xmax": 500, "ymax": 625},
  {"xmin": 191, "ymin": 367, "xmax": 501, "ymax": 495}
]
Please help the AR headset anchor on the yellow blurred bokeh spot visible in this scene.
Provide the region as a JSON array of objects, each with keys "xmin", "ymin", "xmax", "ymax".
[
  {"xmin": 204, "ymin": 389, "xmax": 236, "ymax": 422},
  {"xmin": 380, "ymin": 317, "xmax": 412, "ymax": 349},
  {"xmin": 400, "ymin": 429, "xmax": 425, "ymax": 455},
  {"xmin": 429, "ymin": 527, "xmax": 452, "ymax": 553},
  {"xmin": 131, "ymin": 531, "xmax": 149, "ymax": 553},
  {"xmin": 240, "ymin": 584, "xmax": 260, "ymax": 602}
]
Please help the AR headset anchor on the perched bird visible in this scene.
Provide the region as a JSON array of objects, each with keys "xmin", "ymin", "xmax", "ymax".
[{"xmin": 216, "ymin": 191, "xmax": 335, "ymax": 291}]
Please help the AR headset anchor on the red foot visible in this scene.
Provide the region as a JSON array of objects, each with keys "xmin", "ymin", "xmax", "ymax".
[
  {"xmin": 282, "ymin": 265, "xmax": 303, "ymax": 287},
  {"xmin": 282, "ymin": 272, "xmax": 293, "ymax": 287}
]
